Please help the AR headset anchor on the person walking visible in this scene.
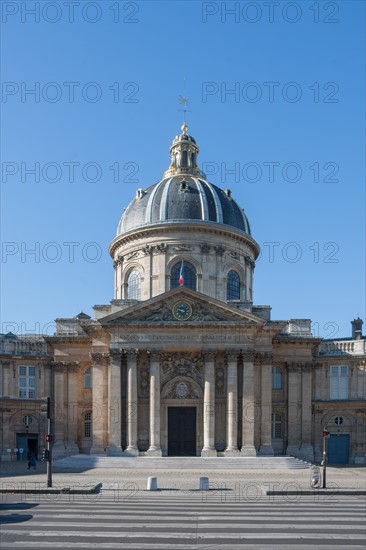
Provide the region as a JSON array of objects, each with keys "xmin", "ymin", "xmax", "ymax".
[{"xmin": 27, "ymin": 450, "xmax": 37, "ymax": 470}]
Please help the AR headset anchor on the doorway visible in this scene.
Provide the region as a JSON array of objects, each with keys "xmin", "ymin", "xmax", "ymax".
[
  {"xmin": 328, "ymin": 434, "xmax": 350, "ymax": 464},
  {"xmin": 168, "ymin": 407, "xmax": 196, "ymax": 456},
  {"xmin": 16, "ymin": 434, "xmax": 38, "ymax": 461}
]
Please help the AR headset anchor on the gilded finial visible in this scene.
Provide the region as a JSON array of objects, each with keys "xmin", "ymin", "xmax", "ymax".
[{"xmin": 181, "ymin": 122, "xmax": 188, "ymax": 134}]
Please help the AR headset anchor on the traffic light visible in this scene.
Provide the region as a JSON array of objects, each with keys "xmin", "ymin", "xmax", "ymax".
[
  {"xmin": 45, "ymin": 434, "xmax": 53, "ymax": 443},
  {"xmin": 323, "ymin": 430, "xmax": 330, "ymax": 438},
  {"xmin": 41, "ymin": 449, "xmax": 50, "ymax": 461}
]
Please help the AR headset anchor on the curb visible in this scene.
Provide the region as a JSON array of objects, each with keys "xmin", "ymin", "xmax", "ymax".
[{"xmin": 0, "ymin": 482, "xmax": 103, "ymax": 495}]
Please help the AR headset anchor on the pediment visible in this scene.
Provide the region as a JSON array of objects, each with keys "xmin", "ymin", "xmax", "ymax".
[{"xmin": 99, "ymin": 288, "xmax": 265, "ymax": 325}]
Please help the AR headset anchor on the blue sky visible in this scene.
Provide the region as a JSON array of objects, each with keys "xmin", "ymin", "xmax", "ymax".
[{"xmin": 1, "ymin": 0, "xmax": 365, "ymax": 338}]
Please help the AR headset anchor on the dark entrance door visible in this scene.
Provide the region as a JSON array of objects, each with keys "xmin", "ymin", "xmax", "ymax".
[
  {"xmin": 16, "ymin": 434, "xmax": 38, "ymax": 461},
  {"xmin": 328, "ymin": 434, "xmax": 350, "ymax": 464},
  {"xmin": 168, "ymin": 407, "xmax": 196, "ymax": 456}
]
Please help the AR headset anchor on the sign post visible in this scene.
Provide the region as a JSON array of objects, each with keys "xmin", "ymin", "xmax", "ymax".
[{"xmin": 322, "ymin": 427, "xmax": 330, "ymax": 489}]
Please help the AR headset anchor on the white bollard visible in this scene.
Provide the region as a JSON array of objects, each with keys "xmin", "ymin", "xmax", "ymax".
[
  {"xmin": 147, "ymin": 476, "xmax": 158, "ymax": 491},
  {"xmin": 199, "ymin": 477, "xmax": 209, "ymax": 491}
]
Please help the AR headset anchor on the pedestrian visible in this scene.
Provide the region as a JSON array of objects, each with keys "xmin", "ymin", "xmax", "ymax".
[{"xmin": 27, "ymin": 450, "xmax": 37, "ymax": 470}]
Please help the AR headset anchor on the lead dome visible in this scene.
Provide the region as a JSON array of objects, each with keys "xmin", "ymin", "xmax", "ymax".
[{"xmin": 116, "ymin": 124, "xmax": 251, "ymax": 236}]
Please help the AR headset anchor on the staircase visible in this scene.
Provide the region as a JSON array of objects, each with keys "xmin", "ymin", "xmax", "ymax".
[{"xmin": 54, "ymin": 455, "xmax": 310, "ymax": 470}]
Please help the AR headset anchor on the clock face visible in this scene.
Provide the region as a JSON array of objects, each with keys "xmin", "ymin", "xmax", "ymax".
[{"xmin": 172, "ymin": 301, "xmax": 192, "ymax": 321}]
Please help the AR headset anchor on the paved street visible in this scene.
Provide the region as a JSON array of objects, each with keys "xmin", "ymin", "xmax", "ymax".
[{"xmin": 1, "ymin": 491, "xmax": 365, "ymax": 549}]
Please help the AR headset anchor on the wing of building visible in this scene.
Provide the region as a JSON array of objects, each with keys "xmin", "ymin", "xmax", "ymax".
[{"xmin": 1, "ymin": 125, "xmax": 365, "ymax": 465}]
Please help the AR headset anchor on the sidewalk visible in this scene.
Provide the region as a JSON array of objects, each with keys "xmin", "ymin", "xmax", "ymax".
[{"xmin": 1, "ymin": 461, "xmax": 365, "ymax": 493}]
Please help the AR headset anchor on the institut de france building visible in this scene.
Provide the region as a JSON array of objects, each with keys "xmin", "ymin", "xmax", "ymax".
[{"xmin": 1, "ymin": 124, "xmax": 365, "ymax": 465}]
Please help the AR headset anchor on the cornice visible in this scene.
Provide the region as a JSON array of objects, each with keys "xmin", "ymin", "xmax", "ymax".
[{"xmin": 109, "ymin": 222, "xmax": 260, "ymax": 259}]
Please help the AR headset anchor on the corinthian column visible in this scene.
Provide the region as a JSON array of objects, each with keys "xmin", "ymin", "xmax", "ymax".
[
  {"xmin": 201, "ymin": 350, "xmax": 217, "ymax": 456},
  {"xmin": 125, "ymin": 349, "xmax": 139, "ymax": 456},
  {"xmin": 225, "ymin": 350, "xmax": 239, "ymax": 456},
  {"xmin": 147, "ymin": 350, "xmax": 162, "ymax": 456},
  {"xmin": 241, "ymin": 351, "xmax": 257, "ymax": 456},
  {"xmin": 107, "ymin": 349, "xmax": 123, "ymax": 456},
  {"xmin": 259, "ymin": 353, "xmax": 274, "ymax": 456}
]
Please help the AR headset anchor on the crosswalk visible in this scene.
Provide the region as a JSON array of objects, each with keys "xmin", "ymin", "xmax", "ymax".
[{"xmin": 1, "ymin": 492, "xmax": 365, "ymax": 549}]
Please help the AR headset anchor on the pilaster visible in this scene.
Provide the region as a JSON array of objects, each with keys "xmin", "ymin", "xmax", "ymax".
[
  {"xmin": 107, "ymin": 349, "xmax": 123, "ymax": 456},
  {"xmin": 258, "ymin": 352, "xmax": 274, "ymax": 456},
  {"xmin": 241, "ymin": 351, "xmax": 257, "ymax": 456},
  {"xmin": 90, "ymin": 352, "xmax": 109, "ymax": 455}
]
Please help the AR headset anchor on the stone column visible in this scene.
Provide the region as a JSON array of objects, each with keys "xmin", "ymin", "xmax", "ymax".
[
  {"xmin": 66, "ymin": 364, "xmax": 79, "ymax": 455},
  {"xmin": 225, "ymin": 350, "xmax": 239, "ymax": 456},
  {"xmin": 107, "ymin": 350, "xmax": 123, "ymax": 455},
  {"xmin": 201, "ymin": 350, "xmax": 217, "ymax": 456},
  {"xmin": 286, "ymin": 363, "xmax": 302, "ymax": 456},
  {"xmin": 125, "ymin": 349, "xmax": 139, "ymax": 456},
  {"xmin": 241, "ymin": 351, "xmax": 257, "ymax": 456},
  {"xmin": 147, "ymin": 350, "xmax": 162, "ymax": 456},
  {"xmin": 259, "ymin": 353, "xmax": 274, "ymax": 456},
  {"xmin": 90, "ymin": 353, "xmax": 109, "ymax": 455},
  {"xmin": 299, "ymin": 364, "xmax": 314, "ymax": 461}
]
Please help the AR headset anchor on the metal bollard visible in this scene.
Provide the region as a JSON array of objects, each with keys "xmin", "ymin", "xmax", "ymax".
[
  {"xmin": 199, "ymin": 477, "xmax": 209, "ymax": 491},
  {"xmin": 310, "ymin": 465, "xmax": 320, "ymax": 488},
  {"xmin": 147, "ymin": 477, "xmax": 158, "ymax": 491}
]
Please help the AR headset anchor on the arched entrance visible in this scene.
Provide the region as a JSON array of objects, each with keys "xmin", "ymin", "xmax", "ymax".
[{"xmin": 161, "ymin": 377, "xmax": 203, "ymax": 456}]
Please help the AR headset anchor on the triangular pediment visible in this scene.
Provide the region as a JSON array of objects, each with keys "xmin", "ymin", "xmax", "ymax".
[{"xmin": 99, "ymin": 288, "xmax": 265, "ymax": 325}]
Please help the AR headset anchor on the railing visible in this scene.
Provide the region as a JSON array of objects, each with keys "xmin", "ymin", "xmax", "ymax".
[
  {"xmin": 0, "ymin": 338, "xmax": 48, "ymax": 356},
  {"xmin": 319, "ymin": 341, "xmax": 355, "ymax": 355}
]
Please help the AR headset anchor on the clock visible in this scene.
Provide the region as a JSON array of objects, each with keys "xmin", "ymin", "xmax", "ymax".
[{"xmin": 172, "ymin": 301, "xmax": 192, "ymax": 321}]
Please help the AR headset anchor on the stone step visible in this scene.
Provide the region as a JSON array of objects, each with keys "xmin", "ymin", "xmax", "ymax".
[{"xmin": 54, "ymin": 455, "xmax": 310, "ymax": 470}]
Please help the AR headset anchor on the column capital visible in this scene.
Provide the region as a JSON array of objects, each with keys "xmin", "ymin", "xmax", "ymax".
[
  {"xmin": 147, "ymin": 349, "xmax": 162, "ymax": 362},
  {"xmin": 124, "ymin": 349, "xmax": 140, "ymax": 359},
  {"xmin": 256, "ymin": 352, "xmax": 273, "ymax": 365},
  {"xmin": 203, "ymin": 349, "xmax": 217, "ymax": 362},
  {"xmin": 287, "ymin": 361, "xmax": 311, "ymax": 373},
  {"xmin": 242, "ymin": 350, "xmax": 256, "ymax": 362},
  {"xmin": 109, "ymin": 348, "xmax": 123, "ymax": 359},
  {"xmin": 53, "ymin": 360, "xmax": 79, "ymax": 371},
  {"xmin": 226, "ymin": 350, "xmax": 240, "ymax": 362},
  {"xmin": 90, "ymin": 352, "xmax": 109, "ymax": 366}
]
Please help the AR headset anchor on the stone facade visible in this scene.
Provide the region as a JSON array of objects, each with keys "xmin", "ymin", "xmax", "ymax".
[{"xmin": 1, "ymin": 125, "xmax": 365, "ymax": 464}]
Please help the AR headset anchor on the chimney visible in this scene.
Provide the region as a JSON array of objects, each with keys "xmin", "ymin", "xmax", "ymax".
[{"xmin": 351, "ymin": 317, "xmax": 363, "ymax": 340}]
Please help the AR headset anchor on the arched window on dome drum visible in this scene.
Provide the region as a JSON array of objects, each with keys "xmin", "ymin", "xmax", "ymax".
[
  {"xmin": 170, "ymin": 262, "xmax": 197, "ymax": 291},
  {"xmin": 127, "ymin": 270, "xmax": 141, "ymax": 300},
  {"xmin": 181, "ymin": 150, "xmax": 188, "ymax": 168},
  {"xmin": 227, "ymin": 270, "xmax": 241, "ymax": 300}
]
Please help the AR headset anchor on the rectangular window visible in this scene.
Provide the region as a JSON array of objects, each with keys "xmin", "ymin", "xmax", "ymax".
[
  {"xmin": 18, "ymin": 366, "xmax": 37, "ymax": 399},
  {"xmin": 272, "ymin": 367, "xmax": 282, "ymax": 389},
  {"xmin": 271, "ymin": 413, "xmax": 282, "ymax": 439},
  {"xmin": 330, "ymin": 365, "xmax": 348, "ymax": 399}
]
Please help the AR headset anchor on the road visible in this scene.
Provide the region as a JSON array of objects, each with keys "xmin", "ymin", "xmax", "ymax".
[{"xmin": 1, "ymin": 491, "xmax": 365, "ymax": 549}]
